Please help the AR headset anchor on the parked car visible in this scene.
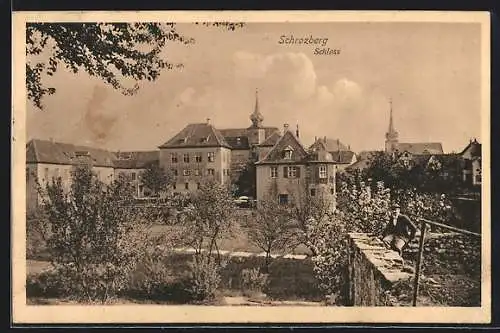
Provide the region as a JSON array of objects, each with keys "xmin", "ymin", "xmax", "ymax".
[{"xmin": 234, "ymin": 196, "xmax": 251, "ymax": 208}]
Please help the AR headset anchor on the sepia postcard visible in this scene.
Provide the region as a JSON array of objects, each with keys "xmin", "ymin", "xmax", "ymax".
[{"xmin": 12, "ymin": 11, "xmax": 491, "ymax": 324}]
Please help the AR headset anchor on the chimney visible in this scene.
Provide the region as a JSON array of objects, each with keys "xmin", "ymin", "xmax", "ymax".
[
  {"xmin": 296, "ymin": 124, "xmax": 300, "ymax": 138},
  {"xmin": 324, "ymin": 136, "xmax": 327, "ymax": 142},
  {"xmin": 283, "ymin": 123, "xmax": 289, "ymax": 133},
  {"xmin": 206, "ymin": 118, "xmax": 211, "ymax": 124}
]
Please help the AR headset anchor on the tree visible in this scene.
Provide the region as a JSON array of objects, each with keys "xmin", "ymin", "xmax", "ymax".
[
  {"xmin": 287, "ymin": 180, "xmax": 334, "ymax": 256},
  {"xmin": 245, "ymin": 184, "xmax": 295, "ymax": 271},
  {"xmin": 179, "ymin": 179, "xmax": 236, "ymax": 262},
  {"xmin": 233, "ymin": 158, "xmax": 257, "ymax": 198},
  {"xmin": 141, "ymin": 162, "xmax": 170, "ymax": 197},
  {"xmin": 27, "ymin": 22, "xmax": 244, "ymax": 109},
  {"xmin": 38, "ymin": 164, "xmax": 153, "ymax": 303}
]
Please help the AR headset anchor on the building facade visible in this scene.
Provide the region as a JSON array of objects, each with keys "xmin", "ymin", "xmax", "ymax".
[
  {"xmin": 26, "ymin": 139, "xmax": 158, "ymax": 213},
  {"xmin": 255, "ymin": 125, "xmax": 338, "ymax": 212},
  {"xmin": 460, "ymin": 138, "xmax": 481, "ymax": 187}
]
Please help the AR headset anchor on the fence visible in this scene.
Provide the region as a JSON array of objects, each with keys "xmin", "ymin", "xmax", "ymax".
[{"xmin": 411, "ymin": 217, "xmax": 481, "ymax": 306}]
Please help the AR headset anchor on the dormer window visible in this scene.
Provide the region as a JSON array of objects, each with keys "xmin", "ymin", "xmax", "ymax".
[
  {"xmin": 283, "ymin": 146, "xmax": 294, "ymax": 160},
  {"xmin": 178, "ymin": 138, "xmax": 187, "ymax": 144}
]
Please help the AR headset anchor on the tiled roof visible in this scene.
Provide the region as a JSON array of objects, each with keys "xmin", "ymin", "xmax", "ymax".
[
  {"xmin": 26, "ymin": 139, "xmax": 161, "ymax": 169},
  {"xmin": 219, "ymin": 127, "xmax": 279, "ymax": 139},
  {"xmin": 26, "ymin": 139, "xmax": 116, "ymax": 167},
  {"xmin": 258, "ymin": 131, "xmax": 282, "ymax": 147},
  {"xmin": 394, "ymin": 142, "xmax": 443, "ymax": 155},
  {"xmin": 460, "ymin": 140, "xmax": 481, "ymax": 158},
  {"xmin": 256, "ymin": 130, "xmax": 308, "ymax": 164},
  {"xmin": 309, "ymin": 137, "xmax": 348, "ymax": 152},
  {"xmin": 346, "ymin": 151, "xmax": 382, "ymax": 170},
  {"xmin": 113, "ymin": 151, "xmax": 159, "ymax": 169},
  {"xmin": 159, "ymin": 123, "xmax": 231, "ymax": 149},
  {"xmin": 330, "ymin": 150, "xmax": 356, "ymax": 164},
  {"xmin": 224, "ymin": 136, "xmax": 250, "ymax": 150}
]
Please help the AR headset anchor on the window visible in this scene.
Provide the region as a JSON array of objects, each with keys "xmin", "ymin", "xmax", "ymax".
[
  {"xmin": 183, "ymin": 169, "xmax": 190, "ymax": 176},
  {"xmin": 171, "ymin": 153, "xmax": 178, "ymax": 163},
  {"xmin": 288, "ymin": 166, "xmax": 297, "ymax": 178},
  {"xmin": 183, "ymin": 153, "xmax": 190, "ymax": 163},
  {"xmin": 278, "ymin": 194, "xmax": 289, "ymax": 205},
  {"xmin": 195, "ymin": 153, "xmax": 202, "ymax": 163},
  {"xmin": 310, "ymin": 188, "xmax": 316, "ymax": 197},
  {"xmin": 475, "ymin": 175, "xmax": 481, "ymax": 183},
  {"xmin": 283, "ymin": 146, "xmax": 293, "ymax": 159},
  {"xmin": 185, "ymin": 182, "xmax": 189, "ymax": 190},
  {"xmin": 270, "ymin": 167, "xmax": 278, "ymax": 178},
  {"xmin": 96, "ymin": 170, "xmax": 101, "ymax": 179},
  {"xmin": 207, "ymin": 169, "xmax": 215, "ymax": 176},
  {"xmin": 208, "ymin": 152, "xmax": 215, "ymax": 162},
  {"xmin": 197, "ymin": 182, "xmax": 201, "ymax": 189},
  {"xmin": 173, "ymin": 183, "xmax": 177, "ymax": 190},
  {"xmin": 131, "ymin": 172, "xmax": 136, "ymax": 180},
  {"xmin": 194, "ymin": 169, "xmax": 200, "ymax": 176},
  {"xmin": 172, "ymin": 169, "xmax": 178, "ymax": 176},
  {"xmin": 330, "ymin": 188, "xmax": 335, "ymax": 195},
  {"xmin": 44, "ymin": 167, "xmax": 49, "ymax": 181},
  {"xmin": 319, "ymin": 165, "xmax": 327, "ymax": 179}
]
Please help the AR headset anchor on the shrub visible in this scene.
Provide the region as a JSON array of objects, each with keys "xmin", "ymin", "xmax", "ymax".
[
  {"xmin": 240, "ymin": 267, "xmax": 268, "ymax": 296},
  {"xmin": 184, "ymin": 254, "xmax": 226, "ymax": 303}
]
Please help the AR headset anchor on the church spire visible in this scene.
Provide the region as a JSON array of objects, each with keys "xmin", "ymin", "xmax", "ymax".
[
  {"xmin": 250, "ymin": 88, "xmax": 264, "ymax": 128},
  {"xmin": 385, "ymin": 97, "xmax": 399, "ymax": 153},
  {"xmin": 388, "ymin": 97, "xmax": 395, "ymax": 134}
]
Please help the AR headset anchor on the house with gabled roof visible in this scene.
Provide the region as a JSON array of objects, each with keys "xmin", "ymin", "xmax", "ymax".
[
  {"xmin": 309, "ymin": 136, "xmax": 357, "ymax": 170},
  {"xmin": 26, "ymin": 139, "xmax": 159, "ymax": 212},
  {"xmin": 460, "ymin": 138, "xmax": 481, "ymax": 186},
  {"xmin": 255, "ymin": 124, "xmax": 337, "ymax": 211},
  {"xmin": 158, "ymin": 121, "xmax": 233, "ymax": 192}
]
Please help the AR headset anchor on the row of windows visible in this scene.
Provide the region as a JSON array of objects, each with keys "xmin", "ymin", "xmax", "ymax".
[
  {"xmin": 172, "ymin": 168, "xmax": 219, "ymax": 177},
  {"xmin": 170, "ymin": 152, "xmax": 218, "ymax": 164},
  {"xmin": 269, "ymin": 166, "xmax": 329, "ymax": 179},
  {"xmin": 172, "ymin": 182, "xmax": 202, "ymax": 190}
]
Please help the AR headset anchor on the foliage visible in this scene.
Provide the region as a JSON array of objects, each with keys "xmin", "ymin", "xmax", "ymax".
[
  {"xmin": 233, "ymin": 157, "xmax": 257, "ymax": 198},
  {"xmin": 362, "ymin": 151, "xmax": 465, "ymax": 194},
  {"xmin": 185, "ymin": 253, "xmax": 226, "ymax": 303},
  {"xmin": 27, "ymin": 22, "xmax": 244, "ymax": 109},
  {"xmin": 37, "ymin": 164, "xmax": 154, "ymax": 303},
  {"xmin": 240, "ymin": 267, "xmax": 269, "ymax": 296},
  {"xmin": 140, "ymin": 162, "xmax": 171, "ymax": 197},
  {"xmin": 26, "ymin": 209, "xmax": 51, "ymax": 259},
  {"xmin": 288, "ymin": 181, "xmax": 335, "ymax": 256},
  {"xmin": 245, "ymin": 185, "xmax": 295, "ymax": 271},
  {"xmin": 179, "ymin": 179, "xmax": 236, "ymax": 261},
  {"xmin": 311, "ymin": 179, "xmax": 392, "ymax": 304}
]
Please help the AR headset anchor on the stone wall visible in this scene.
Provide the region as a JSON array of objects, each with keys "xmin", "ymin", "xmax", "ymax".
[{"xmin": 347, "ymin": 233, "xmax": 412, "ymax": 306}]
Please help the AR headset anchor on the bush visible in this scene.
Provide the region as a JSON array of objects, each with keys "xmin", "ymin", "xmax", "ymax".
[
  {"xmin": 26, "ymin": 268, "xmax": 76, "ymax": 299},
  {"xmin": 184, "ymin": 254, "xmax": 226, "ymax": 303},
  {"xmin": 240, "ymin": 268, "xmax": 268, "ymax": 297}
]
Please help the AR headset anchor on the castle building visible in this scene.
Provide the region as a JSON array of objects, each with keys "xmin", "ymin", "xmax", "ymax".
[
  {"xmin": 26, "ymin": 90, "xmax": 356, "ymax": 212},
  {"xmin": 26, "ymin": 139, "xmax": 158, "ymax": 213},
  {"xmin": 255, "ymin": 125, "xmax": 338, "ymax": 211}
]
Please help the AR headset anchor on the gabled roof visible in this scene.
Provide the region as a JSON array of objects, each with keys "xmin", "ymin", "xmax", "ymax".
[
  {"xmin": 346, "ymin": 150, "xmax": 383, "ymax": 171},
  {"xmin": 309, "ymin": 137, "xmax": 348, "ymax": 152},
  {"xmin": 256, "ymin": 130, "xmax": 308, "ymax": 164},
  {"xmin": 159, "ymin": 123, "xmax": 231, "ymax": 149},
  {"xmin": 113, "ymin": 151, "xmax": 159, "ymax": 169},
  {"xmin": 460, "ymin": 139, "xmax": 481, "ymax": 158},
  {"xmin": 330, "ymin": 151, "xmax": 356, "ymax": 164},
  {"xmin": 394, "ymin": 142, "xmax": 443, "ymax": 155},
  {"xmin": 258, "ymin": 131, "xmax": 282, "ymax": 147},
  {"xmin": 26, "ymin": 139, "xmax": 116, "ymax": 167}
]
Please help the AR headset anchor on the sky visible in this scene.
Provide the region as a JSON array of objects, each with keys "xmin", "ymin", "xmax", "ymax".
[{"xmin": 26, "ymin": 22, "xmax": 482, "ymax": 153}]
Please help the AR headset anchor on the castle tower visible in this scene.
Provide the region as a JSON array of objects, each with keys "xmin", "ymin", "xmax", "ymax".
[
  {"xmin": 249, "ymin": 89, "xmax": 264, "ymax": 128},
  {"xmin": 385, "ymin": 98, "xmax": 399, "ymax": 153},
  {"xmin": 248, "ymin": 89, "xmax": 265, "ymax": 145}
]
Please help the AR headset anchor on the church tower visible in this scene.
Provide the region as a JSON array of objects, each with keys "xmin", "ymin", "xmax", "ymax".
[
  {"xmin": 248, "ymin": 89, "xmax": 266, "ymax": 145},
  {"xmin": 385, "ymin": 98, "xmax": 399, "ymax": 153}
]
